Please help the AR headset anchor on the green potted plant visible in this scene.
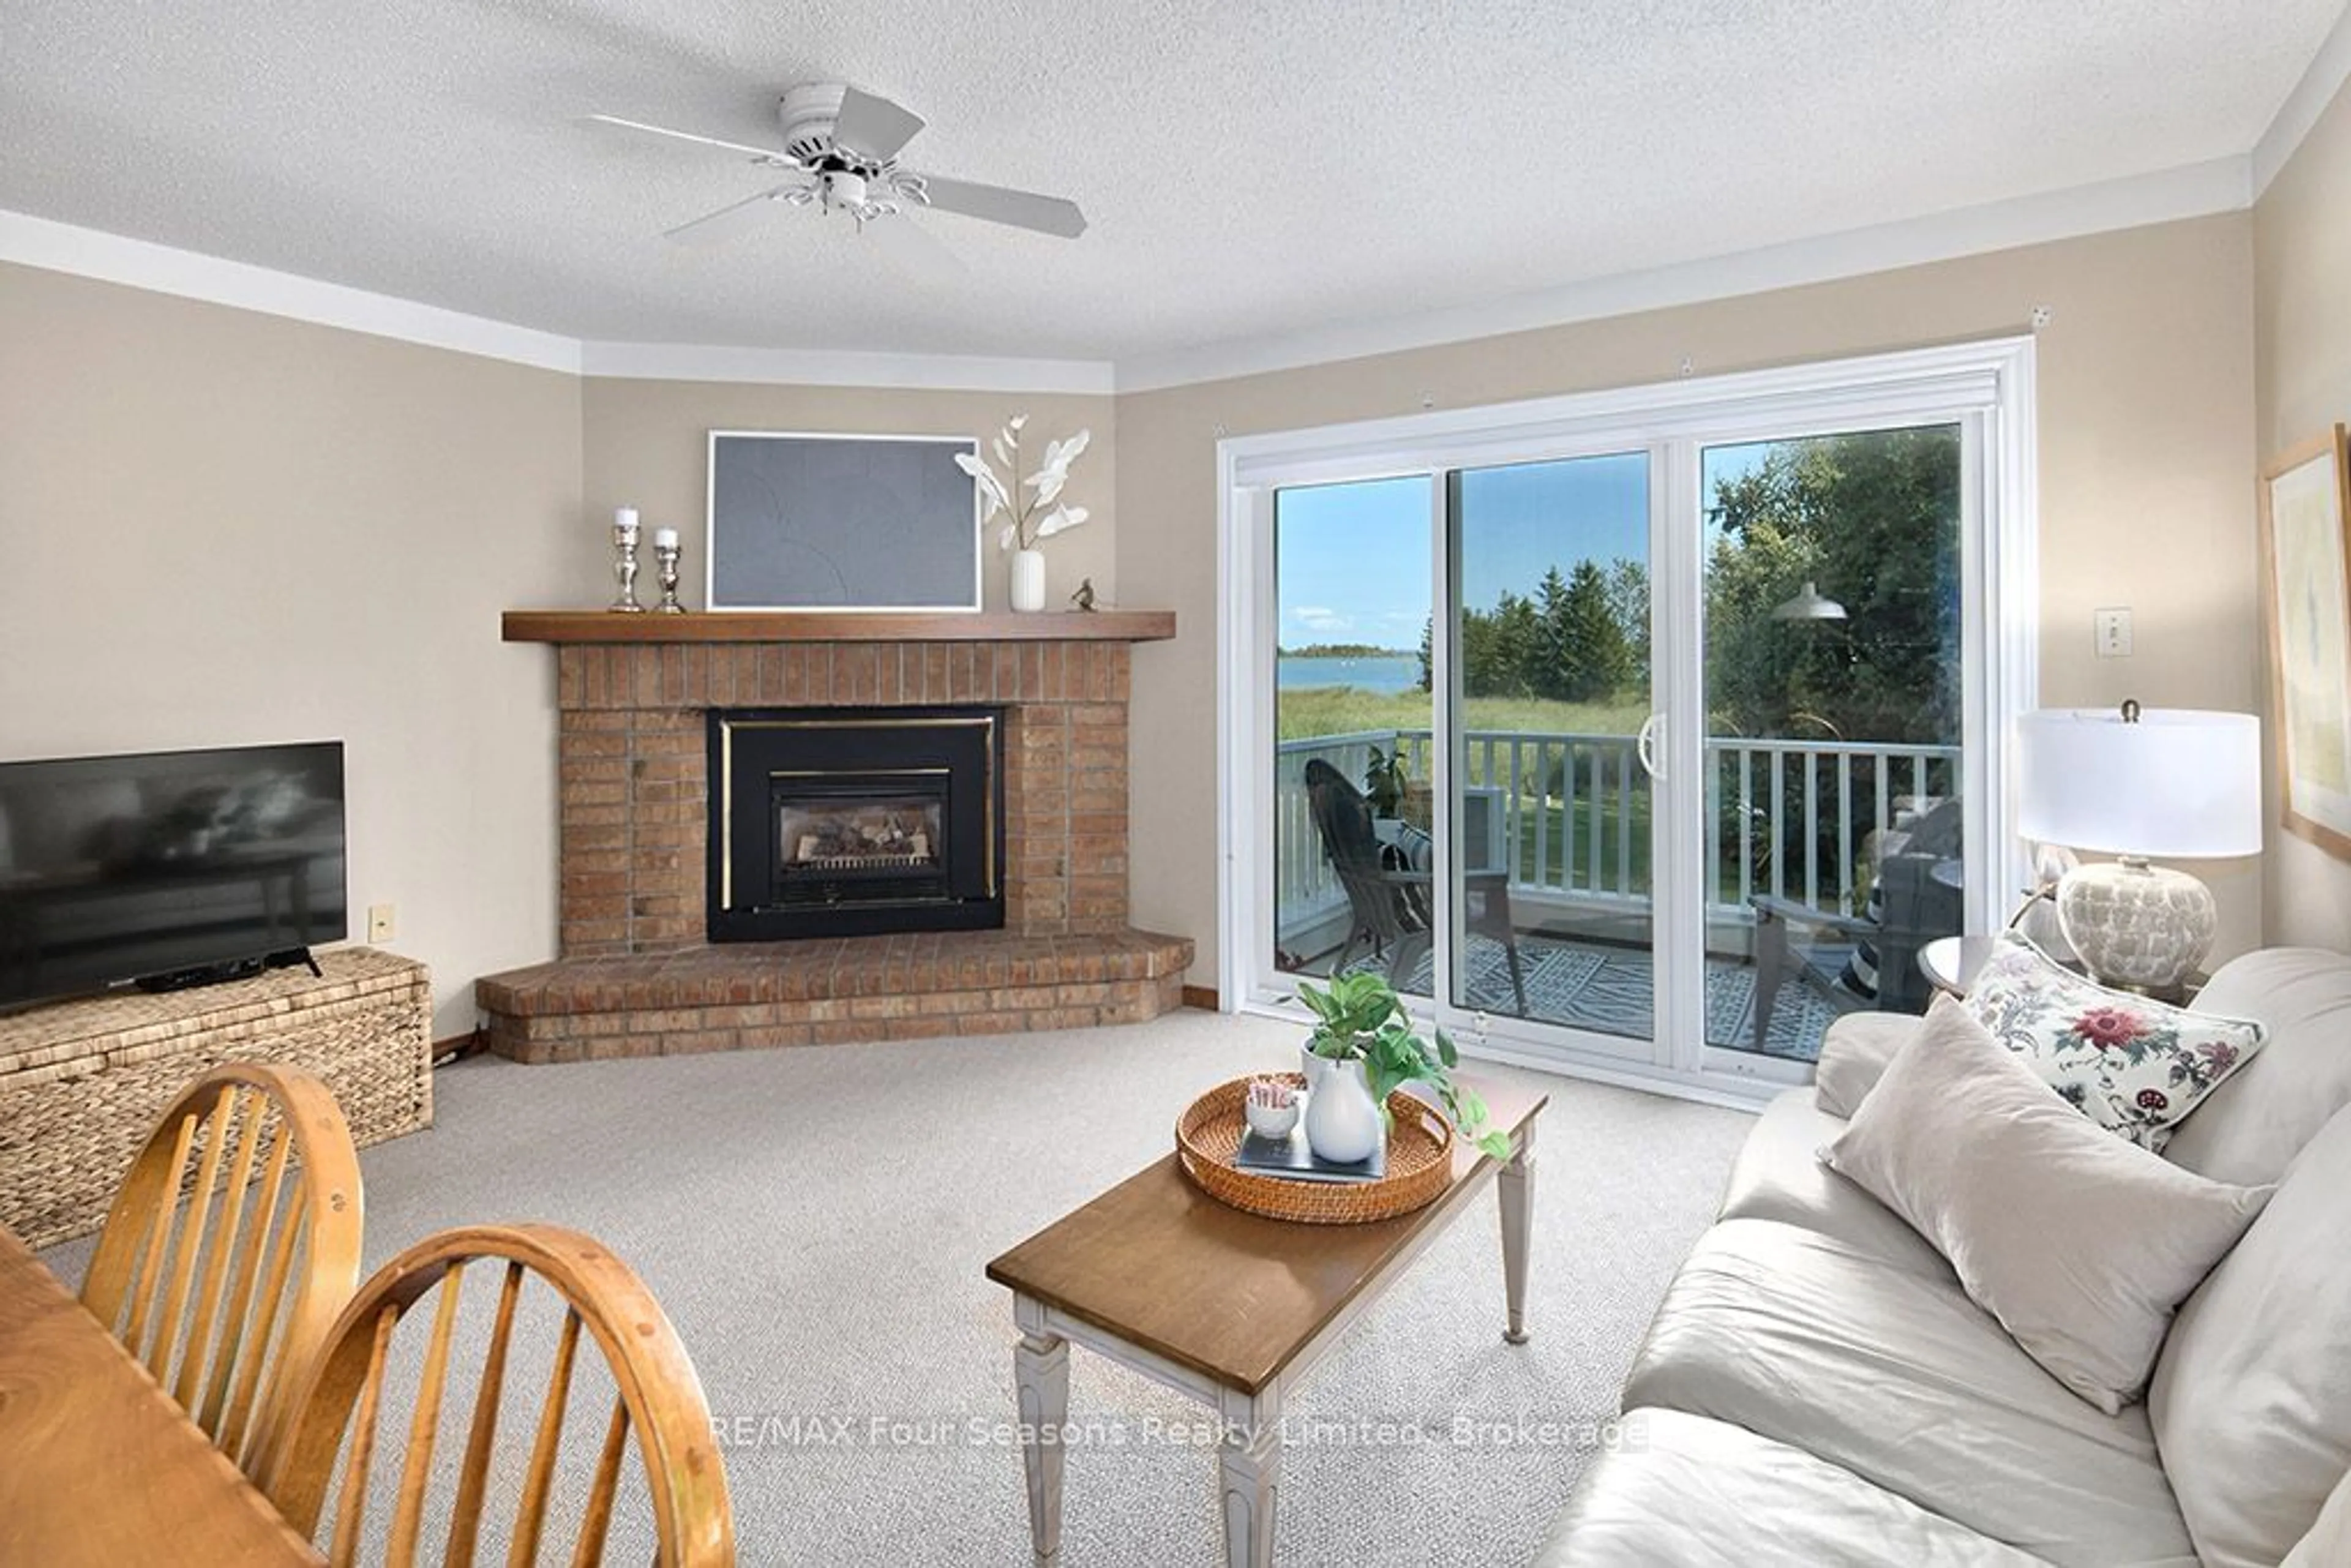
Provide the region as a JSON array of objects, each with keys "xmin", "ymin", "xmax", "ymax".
[
  {"xmin": 1362, "ymin": 747, "xmax": 1409, "ymax": 819},
  {"xmin": 1293, "ymin": 971, "xmax": 1511, "ymax": 1161}
]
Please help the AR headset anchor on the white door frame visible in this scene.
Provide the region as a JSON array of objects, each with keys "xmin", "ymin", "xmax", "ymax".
[{"xmin": 1217, "ymin": 337, "xmax": 2038, "ymax": 1107}]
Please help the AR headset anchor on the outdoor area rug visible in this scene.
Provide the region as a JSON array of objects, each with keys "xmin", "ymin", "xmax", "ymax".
[{"xmin": 1343, "ymin": 936, "xmax": 1848, "ymax": 1062}]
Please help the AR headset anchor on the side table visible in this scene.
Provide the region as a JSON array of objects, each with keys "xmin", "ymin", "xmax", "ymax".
[{"xmin": 1917, "ymin": 935, "xmax": 1997, "ymax": 999}]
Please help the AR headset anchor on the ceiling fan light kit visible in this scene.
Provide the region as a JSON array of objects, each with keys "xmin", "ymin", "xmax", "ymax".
[{"xmin": 591, "ymin": 81, "xmax": 1086, "ymax": 268}]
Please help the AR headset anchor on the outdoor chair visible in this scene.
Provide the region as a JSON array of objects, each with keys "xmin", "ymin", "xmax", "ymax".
[
  {"xmin": 1302, "ymin": 759, "xmax": 1527, "ymax": 1013},
  {"xmin": 1749, "ymin": 797, "xmax": 1963, "ymax": 1052}
]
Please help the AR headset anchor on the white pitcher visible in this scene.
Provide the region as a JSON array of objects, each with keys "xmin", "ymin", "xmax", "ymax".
[{"xmin": 1302, "ymin": 1054, "xmax": 1383, "ymax": 1165}]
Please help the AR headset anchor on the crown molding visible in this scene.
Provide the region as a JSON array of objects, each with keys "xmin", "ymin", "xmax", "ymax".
[
  {"xmin": 1112, "ymin": 157, "xmax": 2252, "ymax": 393},
  {"xmin": 577, "ymin": 340, "xmax": 1114, "ymax": 395},
  {"xmin": 0, "ymin": 147, "xmax": 2266, "ymax": 400},
  {"xmin": 2253, "ymin": 2, "xmax": 2351, "ymax": 196},
  {"xmin": 0, "ymin": 209, "xmax": 583, "ymax": 373}
]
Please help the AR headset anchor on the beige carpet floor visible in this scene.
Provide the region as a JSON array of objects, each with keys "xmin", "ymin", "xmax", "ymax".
[{"xmin": 44, "ymin": 1010, "xmax": 1753, "ymax": 1566}]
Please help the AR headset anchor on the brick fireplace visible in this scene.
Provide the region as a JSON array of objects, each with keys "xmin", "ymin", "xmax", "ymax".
[{"xmin": 476, "ymin": 613, "xmax": 1192, "ymax": 1062}]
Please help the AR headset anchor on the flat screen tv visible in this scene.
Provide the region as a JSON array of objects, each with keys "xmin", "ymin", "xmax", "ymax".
[{"xmin": 0, "ymin": 741, "xmax": 347, "ymax": 1010}]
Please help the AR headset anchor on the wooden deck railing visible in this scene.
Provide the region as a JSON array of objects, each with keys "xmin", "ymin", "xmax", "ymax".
[{"xmin": 1275, "ymin": 728, "xmax": 1960, "ymax": 942}]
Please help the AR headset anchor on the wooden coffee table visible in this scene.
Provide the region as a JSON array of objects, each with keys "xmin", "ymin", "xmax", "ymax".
[{"xmin": 985, "ymin": 1076, "xmax": 1545, "ymax": 1567}]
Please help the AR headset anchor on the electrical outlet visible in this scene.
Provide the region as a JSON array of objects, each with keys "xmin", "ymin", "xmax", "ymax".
[
  {"xmin": 367, "ymin": 904, "xmax": 396, "ymax": 943},
  {"xmin": 2094, "ymin": 607, "xmax": 2132, "ymax": 659}
]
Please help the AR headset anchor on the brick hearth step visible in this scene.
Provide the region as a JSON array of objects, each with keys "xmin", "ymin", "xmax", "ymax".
[{"xmin": 476, "ymin": 928, "xmax": 1194, "ymax": 1063}]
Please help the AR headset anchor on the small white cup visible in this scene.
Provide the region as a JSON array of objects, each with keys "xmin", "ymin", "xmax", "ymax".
[{"xmin": 1243, "ymin": 1096, "xmax": 1300, "ymax": 1139}]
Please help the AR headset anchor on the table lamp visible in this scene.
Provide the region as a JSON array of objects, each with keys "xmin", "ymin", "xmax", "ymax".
[{"xmin": 2015, "ymin": 703, "xmax": 2262, "ymax": 994}]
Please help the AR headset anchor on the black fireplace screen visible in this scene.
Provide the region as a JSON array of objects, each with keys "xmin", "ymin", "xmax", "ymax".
[{"xmin": 708, "ymin": 708, "xmax": 1002, "ymax": 940}]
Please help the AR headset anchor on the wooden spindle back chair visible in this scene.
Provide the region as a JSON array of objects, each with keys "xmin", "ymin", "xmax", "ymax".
[
  {"xmin": 263, "ymin": 1223, "xmax": 735, "ymax": 1567},
  {"xmin": 80, "ymin": 1060, "xmax": 365, "ymax": 1482}
]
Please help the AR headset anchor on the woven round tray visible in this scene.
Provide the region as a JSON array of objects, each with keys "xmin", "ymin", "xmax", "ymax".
[{"xmin": 1175, "ymin": 1073, "xmax": 1453, "ymax": 1225}]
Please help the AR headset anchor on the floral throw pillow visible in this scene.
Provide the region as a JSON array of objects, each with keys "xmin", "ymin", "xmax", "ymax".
[{"xmin": 1962, "ymin": 932, "xmax": 2265, "ymax": 1152}]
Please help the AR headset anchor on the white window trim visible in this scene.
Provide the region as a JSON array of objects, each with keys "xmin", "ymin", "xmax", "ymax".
[{"xmin": 1217, "ymin": 336, "xmax": 2038, "ymax": 1106}]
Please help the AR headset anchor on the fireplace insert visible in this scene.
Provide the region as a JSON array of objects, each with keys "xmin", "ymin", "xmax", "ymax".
[{"xmin": 707, "ymin": 707, "xmax": 1003, "ymax": 940}]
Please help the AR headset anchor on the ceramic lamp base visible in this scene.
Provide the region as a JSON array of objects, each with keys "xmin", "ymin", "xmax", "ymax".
[{"xmin": 2054, "ymin": 858, "xmax": 2215, "ymax": 993}]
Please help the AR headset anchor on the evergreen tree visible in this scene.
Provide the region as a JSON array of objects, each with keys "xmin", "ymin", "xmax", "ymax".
[
  {"xmin": 1534, "ymin": 566, "xmax": 1575, "ymax": 700},
  {"xmin": 1605, "ymin": 559, "xmax": 1650, "ymax": 685},
  {"xmin": 1558, "ymin": 560, "xmax": 1632, "ymax": 700}
]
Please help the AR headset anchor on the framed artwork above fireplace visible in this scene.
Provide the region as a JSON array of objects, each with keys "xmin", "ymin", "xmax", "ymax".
[{"xmin": 706, "ymin": 430, "xmax": 984, "ymax": 613}]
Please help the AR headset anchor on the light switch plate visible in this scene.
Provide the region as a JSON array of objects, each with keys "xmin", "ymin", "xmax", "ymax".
[{"xmin": 2094, "ymin": 607, "xmax": 2132, "ymax": 658}]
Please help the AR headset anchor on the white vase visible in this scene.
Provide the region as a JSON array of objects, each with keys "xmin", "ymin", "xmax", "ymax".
[
  {"xmin": 1008, "ymin": 548, "xmax": 1048, "ymax": 613},
  {"xmin": 1303, "ymin": 1054, "xmax": 1384, "ymax": 1165}
]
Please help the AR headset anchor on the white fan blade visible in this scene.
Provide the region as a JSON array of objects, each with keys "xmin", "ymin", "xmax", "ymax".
[
  {"xmin": 863, "ymin": 212, "xmax": 965, "ymax": 284},
  {"xmin": 832, "ymin": 87, "xmax": 926, "ymax": 163},
  {"xmin": 663, "ymin": 184, "xmax": 801, "ymax": 247},
  {"xmin": 587, "ymin": 113, "xmax": 790, "ymax": 165},
  {"xmin": 911, "ymin": 174, "xmax": 1086, "ymax": 239}
]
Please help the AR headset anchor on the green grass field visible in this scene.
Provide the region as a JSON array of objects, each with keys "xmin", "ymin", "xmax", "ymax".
[{"xmin": 1275, "ymin": 684, "xmax": 1648, "ymax": 742}]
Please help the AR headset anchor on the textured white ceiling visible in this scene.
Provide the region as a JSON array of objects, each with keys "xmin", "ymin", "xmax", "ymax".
[{"xmin": 0, "ymin": 1, "xmax": 2338, "ymax": 366}]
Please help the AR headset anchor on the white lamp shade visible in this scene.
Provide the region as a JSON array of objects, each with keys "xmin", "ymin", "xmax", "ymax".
[{"xmin": 2016, "ymin": 707, "xmax": 2262, "ymax": 858}]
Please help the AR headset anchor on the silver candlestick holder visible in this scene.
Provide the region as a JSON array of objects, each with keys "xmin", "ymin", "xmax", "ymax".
[
  {"xmin": 654, "ymin": 539, "xmax": 686, "ymax": 613},
  {"xmin": 610, "ymin": 522, "xmax": 645, "ymax": 613}
]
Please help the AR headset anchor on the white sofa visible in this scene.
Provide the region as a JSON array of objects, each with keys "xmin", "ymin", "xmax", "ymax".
[{"xmin": 1540, "ymin": 948, "xmax": 2351, "ymax": 1566}]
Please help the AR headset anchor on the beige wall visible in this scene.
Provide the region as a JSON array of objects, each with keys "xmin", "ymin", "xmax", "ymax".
[
  {"xmin": 1117, "ymin": 215, "xmax": 2264, "ymax": 988},
  {"xmin": 579, "ymin": 380, "xmax": 1114, "ymax": 613},
  {"xmin": 0, "ymin": 262, "xmax": 585, "ymax": 1038},
  {"xmin": 2257, "ymin": 72, "xmax": 2351, "ymax": 948},
  {"xmin": 0, "ymin": 200, "xmax": 2281, "ymax": 1033}
]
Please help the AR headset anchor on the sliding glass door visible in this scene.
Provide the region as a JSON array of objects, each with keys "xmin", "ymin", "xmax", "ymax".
[
  {"xmin": 1270, "ymin": 477, "xmax": 1436, "ymax": 998},
  {"xmin": 1697, "ymin": 425, "xmax": 1967, "ymax": 1071},
  {"xmin": 1228, "ymin": 341, "xmax": 2030, "ymax": 1101},
  {"xmin": 1445, "ymin": 454, "xmax": 1657, "ymax": 1054}
]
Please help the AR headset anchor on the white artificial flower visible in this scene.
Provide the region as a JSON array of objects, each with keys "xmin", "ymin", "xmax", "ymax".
[{"xmin": 962, "ymin": 414, "xmax": 1089, "ymax": 551}]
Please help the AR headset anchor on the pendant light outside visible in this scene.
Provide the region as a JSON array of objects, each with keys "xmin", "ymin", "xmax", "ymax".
[{"xmin": 1772, "ymin": 580, "xmax": 1847, "ymax": 620}]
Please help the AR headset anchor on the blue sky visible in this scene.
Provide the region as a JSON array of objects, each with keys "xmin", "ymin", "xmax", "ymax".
[
  {"xmin": 1274, "ymin": 446, "xmax": 1777, "ymax": 651},
  {"xmin": 1275, "ymin": 454, "xmax": 1651, "ymax": 651}
]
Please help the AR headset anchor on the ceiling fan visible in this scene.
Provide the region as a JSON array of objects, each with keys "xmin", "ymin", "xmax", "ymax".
[{"xmin": 590, "ymin": 83, "xmax": 1086, "ymax": 276}]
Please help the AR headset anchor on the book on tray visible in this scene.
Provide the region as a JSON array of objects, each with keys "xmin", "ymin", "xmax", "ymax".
[{"xmin": 1232, "ymin": 1126, "xmax": 1387, "ymax": 1184}]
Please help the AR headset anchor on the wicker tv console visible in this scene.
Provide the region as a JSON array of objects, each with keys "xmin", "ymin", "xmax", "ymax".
[{"xmin": 0, "ymin": 947, "xmax": 431, "ymax": 1248}]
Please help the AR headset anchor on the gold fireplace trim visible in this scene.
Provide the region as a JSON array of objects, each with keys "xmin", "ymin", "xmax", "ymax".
[{"xmin": 717, "ymin": 715, "xmax": 999, "ymax": 910}]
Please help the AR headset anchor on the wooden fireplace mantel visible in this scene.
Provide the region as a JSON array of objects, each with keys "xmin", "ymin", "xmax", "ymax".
[{"xmin": 502, "ymin": 609, "xmax": 1175, "ymax": 644}]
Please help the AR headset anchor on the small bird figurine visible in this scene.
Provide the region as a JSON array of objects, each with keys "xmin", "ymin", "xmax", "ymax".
[{"xmin": 1070, "ymin": 578, "xmax": 1097, "ymax": 612}]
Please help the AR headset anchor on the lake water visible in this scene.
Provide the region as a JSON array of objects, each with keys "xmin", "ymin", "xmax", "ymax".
[{"xmin": 1278, "ymin": 654, "xmax": 1423, "ymax": 693}]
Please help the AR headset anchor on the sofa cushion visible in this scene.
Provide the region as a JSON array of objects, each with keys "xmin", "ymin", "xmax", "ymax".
[
  {"xmin": 1825, "ymin": 999, "xmax": 2271, "ymax": 1414},
  {"xmin": 2167, "ymin": 947, "xmax": 2351, "ymax": 1186},
  {"xmin": 1965, "ymin": 932, "xmax": 2263, "ymax": 1150},
  {"xmin": 1624, "ymin": 1217, "xmax": 2196, "ymax": 1566},
  {"xmin": 1717, "ymin": 1088, "xmax": 1951, "ymax": 1279},
  {"xmin": 1535, "ymin": 1407, "xmax": 2045, "ymax": 1568},
  {"xmin": 1812, "ymin": 1010, "xmax": 1920, "ymax": 1118},
  {"xmin": 2149, "ymin": 1100, "xmax": 2351, "ymax": 1567}
]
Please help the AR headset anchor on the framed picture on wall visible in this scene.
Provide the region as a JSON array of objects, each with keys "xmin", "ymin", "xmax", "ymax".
[
  {"xmin": 2259, "ymin": 423, "xmax": 2351, "ymax": 861},
  {"xmin": 706, "ymin": 431, "xmax": 983, "ymax": 612}
]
